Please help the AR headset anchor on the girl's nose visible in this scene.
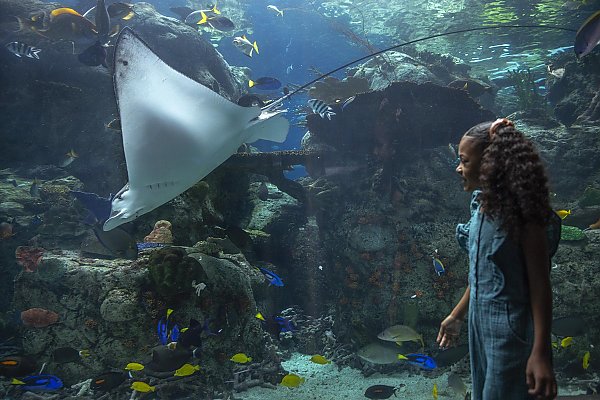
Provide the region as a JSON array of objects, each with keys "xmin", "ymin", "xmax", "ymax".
[{"xmin": 455, "ymin": 165, "xmax": 462, "ymax": 175}]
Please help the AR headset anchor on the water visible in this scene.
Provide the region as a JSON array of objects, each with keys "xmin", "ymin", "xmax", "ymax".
[{"xmin": 0, "ymin": 0, "xmax": 599, "ymax": 398}]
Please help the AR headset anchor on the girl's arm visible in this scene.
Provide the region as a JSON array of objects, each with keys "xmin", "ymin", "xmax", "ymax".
[
  {"xmin": 437, "ymin": 285, "xmax": 469, "ymax": 348},
  {"xmin": 522, "ymin": 223, "xmax": 557, "ymax": 399}
]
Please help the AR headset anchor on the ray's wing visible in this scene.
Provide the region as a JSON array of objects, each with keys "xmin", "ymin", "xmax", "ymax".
[{"xmin": 113, "ymin": 28, "xmax": 261, "ymax": 189}]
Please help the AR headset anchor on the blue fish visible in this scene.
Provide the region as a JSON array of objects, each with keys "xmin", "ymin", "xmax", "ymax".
[
  {"xmin": 405, "ymin": 353, "xmax": 437, "ymax": 370},
  {"xmin": 273, "ymin": 316, "xmax": 295, "ymax": 333},
  {"xmin": 432, "ymin": 257, "xmax": 445, "ymax": 276},
  {"xmin": 13, "ymin": 374, "xmax": 63, "ymax": 391},
  {"xmin": 136, "ymin": 242, "xmax": 166, "ymax": 251},
  {"xmin": 258, "ymin": 266, "xmax": 284, "ymax": 287},
  {"xmin": 157, "ymin": 309, "xmax": 179, "ymax": 345},
  {"xmin": 249, "ymin": 77, "xmax": 281, "ymax": 90}
]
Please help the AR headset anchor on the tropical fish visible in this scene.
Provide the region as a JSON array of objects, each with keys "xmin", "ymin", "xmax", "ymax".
[
  {"xmin": 309, "ymin": 354, "xmax": 330, "ymax": 364},
  {"xmin": 157, "ymin": 309, "xmax": 178, "ymax": 345},
  {"xmin": 575, "ymin": 11, "xmax": 600, "ymax": 58},
  {"xmin": 183, "ymin": 5, "xmax": 221, "ymax": 25},
  {"xmin": 308, "ymin": 99, "xmax": 336, "ymax": 120},
  {"xmin": 280, "ymin": 373, "xmax": 304, "ymax": 387},
  {"xmin": 60, "ymin": 149, "xmax": 78, "ymax": 167},
  {"xmin": 432, "ymin": 257, "xmax": 445, "ymax": 276},
  {"xmin": 553, "ymin": 316, "xmax": 586, "ymax": 337},
  {"xmin": 230, "ymin": 353, "xmax": 252, "ymax": 363},
  {"xmin": 78, "ymin": 41, "xmax": 108, "ymax": 67},
  {"xmin": 12, "ymin": 375, "xmax": 63, "ymax": 391},
  {"xmin": 237, "ymin": 94, "xmax": 265, "ymax": 108},
  {"xmin": 0, "ymin": 356, "xmax": 37, "ymax": 378},
  {"xmin": 50, "ymin": 7, "xmax": 83, "ymax": 18},
  {"xmin": 256, "ymin": 312, "xmax": 294, "ymax": 337},
  {"xmin": 94, "ymin": 0, "xmax": 110, "ymax": 45},
  {"xmin": 197, "ymin": 12, "xmax": 235, "ymax": 31},
  {"xmin": 267, "ymin": 5, "xmax": 284, "ymax": 17},
  {"xmin": 257, "ymin": 266, "xmax": 284, "ymax": 286},
  {"xmin": 561, "ymin": 336, "xmax": 574, "ymax": 348},
  {"xmin": 52, "ymin": 347, "xmax": 90, "ymax": 363},
  {"xmin": 90, "ymin": 371, "xmax": 127, "ymax": 391},
  {"xmin": 19, "ymin": 12, "xmax": 97, "ymax": 43},
  {"xmin": 83, "ymin": 2, "xmax": 135, "ymax": 20},
  {"xmin": 432, "ymin": 383, "xmax": 438, "ymax": 400},
  {"xmin": 125, "ymin": 362, "xmax": 144, "ymax": 371},
  {"xmin": 583, "ymin": 351, "xmax": 590, "ymax": 370},
  {"xmin": 233, "ymin": 34, "xmax": 259, "ymax": 57},
  {"xmin": 174, "ymin": 363, "xmax": 200, "ymax": 377},
  {"xmin": 177, "ymin": 318, "xmax": 215, "ymax": 349},
  {"xmin": 249, "ymin": 77, "xmax": 282, "ymax": 90},
  {"xmin": 448, "ymin": 372, "xmax": 467, "ymax": 396},
  {"xmin": 364, "ymin": 384, "xmax": 398, "ymax": 399},
  {"xmin": 400, "ymin": 353, "xmax": 437, "ymax": 370},
  {"xmin": 107, "ymin": 3, "xmax": 135, "ymax": 20},
  {"xmin": 378, "ymin": 324, "xmax": 424, "ymax": 348},
  {"xmin": 131, "ymin": 381, "xmax": 155, "ymax": 392},
  {"xmin": 30, "ymin": 178, "xmax": 40, "ymax": 197},
  {"xmin": 448, "ymin": 78, "xmax": 492, "ymax": 97},
  {"xmin": 357, "ymin": 342, "xmax": 401, "ymax": 365},
  {"xmin": 555, "ymin": 209, "xmax": 571, "ymax": 219},
  {"xmin": 5, "ymin": 42, "xmax": 41, "ymax": 59}
]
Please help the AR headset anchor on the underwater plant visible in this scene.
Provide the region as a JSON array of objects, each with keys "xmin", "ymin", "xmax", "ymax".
[
  {"xmin": 560, "ymin": 225, "xmax": 586, "ymax": 241},
  {"xmin": 507, "ymin": 68, "xmax": 547, "ymax": 112}
]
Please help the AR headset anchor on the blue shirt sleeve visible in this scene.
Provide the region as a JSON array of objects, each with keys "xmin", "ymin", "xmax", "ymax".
[{"xmin": 455, "ymin": 190, "xmax": 482, "ymax": 253}]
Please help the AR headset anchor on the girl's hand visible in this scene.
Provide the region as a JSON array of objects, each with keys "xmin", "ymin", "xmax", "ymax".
[
  {"xmin": 526, "ymin": 352, "xmax": 557, "ymax": 399},
  {"xmin": 437, "ymin": 315, "xmax": 463, "ymax": 349}
]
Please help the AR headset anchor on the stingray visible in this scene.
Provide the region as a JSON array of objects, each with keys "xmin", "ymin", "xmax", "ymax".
[{"xmin": 103, "ymin": 28, "xmax": 289, "ymax": 231}]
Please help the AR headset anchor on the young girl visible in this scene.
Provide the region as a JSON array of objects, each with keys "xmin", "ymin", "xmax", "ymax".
[{"xmin": 437, "ymin": 119, "xmax": 559, "ymax": 400}]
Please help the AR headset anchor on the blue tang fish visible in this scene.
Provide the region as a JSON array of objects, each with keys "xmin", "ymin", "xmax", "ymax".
[
  {"xmin": 405, "ymin": 353, "xmax": 437, "ymax": 370},
  {"xmin": 13, "ymin": 374, "xmax": 63, "ymax": 391},
  {"xmin": 258, "ymin": 266, "xmax": 284, "ymax": 286},
  {"xmin": 432, "ymin": 257, "xmax": 445, "ymax": 276},
  {"xmin": 157, "ymin": 309, "xmax": 179, "ymax": 345}
]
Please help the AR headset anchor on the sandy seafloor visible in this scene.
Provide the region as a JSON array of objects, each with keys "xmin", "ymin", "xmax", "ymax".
[{"xmin": 238, "ymin": 353, "xmax": 588, "ymax": 400}]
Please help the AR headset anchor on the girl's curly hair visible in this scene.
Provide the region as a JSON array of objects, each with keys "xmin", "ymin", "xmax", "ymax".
[{"xmin": 464, "ymin": 121, "xmax": 552, "ymax": 238}]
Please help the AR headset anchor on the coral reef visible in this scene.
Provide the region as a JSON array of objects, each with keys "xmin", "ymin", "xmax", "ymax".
[
  {"xmin": 20, "ymin": 308, "xmax": 59, "ymax": 328},
  {"xmin": 15, "ymin": 246, "xmax": 44, "ymax": 273},
  {"xmin": 144, "ymin": 220, "xmax": 174, "ymax": 244},
  {"xmin": 579, "ymin": 186, "xmax": 600, "ymax": 208},
  {"xmin": 147, "ymin": 247, "xmax": 206, "ymax": 298}
]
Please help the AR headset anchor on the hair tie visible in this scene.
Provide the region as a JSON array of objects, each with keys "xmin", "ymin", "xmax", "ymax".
[{"xmin": 489, "ymin": 118, "xmax": 514, "ymax": 139}]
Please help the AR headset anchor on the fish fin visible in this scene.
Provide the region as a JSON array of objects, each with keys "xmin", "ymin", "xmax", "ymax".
[
  {"xmin": 122, "ymin": 11, "xmax": 135, "ymax": 20},
  {"xmin": 248, "ymin": 80, "xmax": 254, "ymax": 87},
  {"xmin": 198, "ymin": 11, "xmax": 208, "ymax": 24},
  {"xmin": 243, "ymin": 110, "xmax": 289, "ymax": 144},
  {"xmin": 253, "ymin": 41, "xmax": 259, "ymax": 54},
  {"xmin": 11, "ymin": 378, "xmax": 25, "ymax": 385},
  {"xmin": 212, "ymin": 5, "xmax": 221, "ymax": 14}
]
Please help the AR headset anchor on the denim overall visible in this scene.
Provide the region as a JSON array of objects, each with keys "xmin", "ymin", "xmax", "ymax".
[{"xmin": 456, "ymin": 190, "xmax": 534, "ymax": 400}]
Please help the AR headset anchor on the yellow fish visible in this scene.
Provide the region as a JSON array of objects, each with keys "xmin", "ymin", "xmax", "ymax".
[
  {"xmin": 50, "ymin": 7, "xmax": 83, "ymax": 19},
  {"xmin": 432, "ymin": 383, "xmax": 438, "ymax": 400},
  {"xmin": 309, "ymin": 355, "xmax": 331, "ymax": 364},
  {"xmin": 174, "ymin": 363, "xmax": 200, "ymax": 377},
  {"xmin": 561, "ymin": 336, "xmax": 574, "ymax": 348},
  {"xmin": 555, "ymin": 209, "xmax": 571, "ymax": 219},
  {"xmin": 125, "ymin": 362, "xmax": 145, "ymax": 371},
  {"xmin": 280, "ymin": 373, "xmax": 305, "ymax": 388},
  {"xmin": 230, "ymin": 353, "xmax": 252, "ymax": 363},
  {"xmin": 131, "ymin": 381, "xmax": 155, "ymax": 392},
  {"xmin": 583, "ymin": 351, "xmax": 590, "ymax": 370}
]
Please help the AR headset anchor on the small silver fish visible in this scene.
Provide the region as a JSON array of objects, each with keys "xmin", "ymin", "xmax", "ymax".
[
  {"xmin": 341, "ymin": 96, "xmax": 355, "ymax": 110},
  {"xmin": 60, "ymin": 149, "xmax": 78, "ymax": 167},
  {"xmin": 233, "ymin": 35, "xmax": 259, "ymax": 57}
]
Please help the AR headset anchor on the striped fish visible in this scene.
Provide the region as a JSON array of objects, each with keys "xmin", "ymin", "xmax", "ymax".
[
  {"xmin": 307, "ymin": 99, "xmax": 336, "ymax": 120},
  {"xmin": 5, "ymin": 42, "xmax": 41, "ymax": 59}
]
